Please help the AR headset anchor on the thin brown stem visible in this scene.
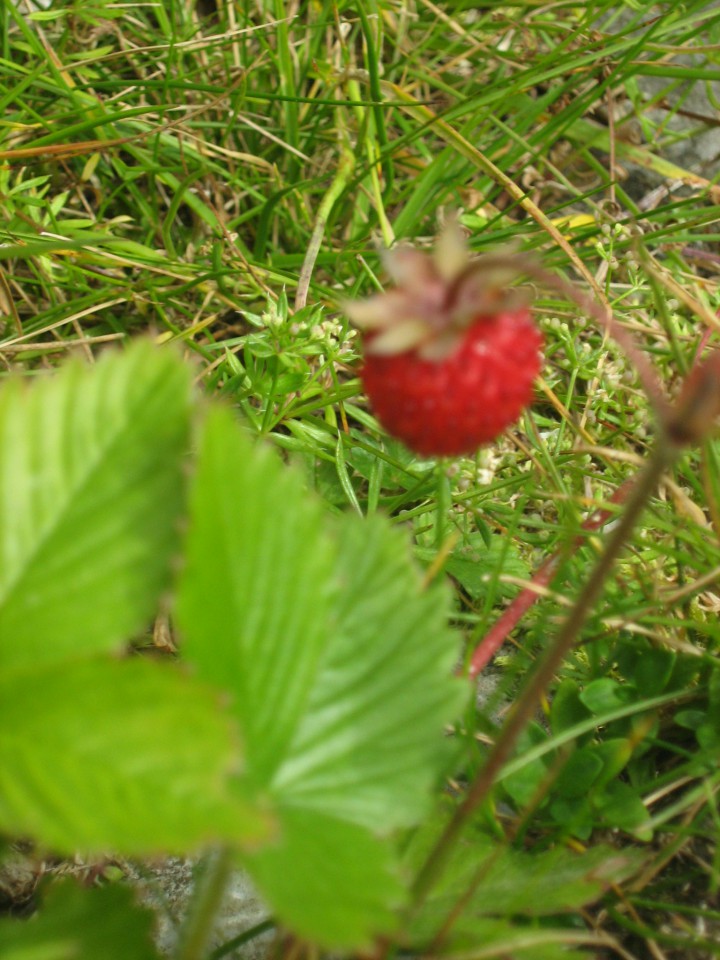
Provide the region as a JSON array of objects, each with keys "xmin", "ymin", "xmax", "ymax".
[{"xmin": 411, "ymin": 440, "xmax": 677, "ymax": 907}]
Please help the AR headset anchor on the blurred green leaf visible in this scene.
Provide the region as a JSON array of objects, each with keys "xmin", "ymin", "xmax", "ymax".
[
  {"xmin": 0, "ymin": 341, "xmax": 191, "ymax": 669},
  {"xmin": 596, "ymin": 781, "xmax": 652, "ymax": 841},
  {"xmin": 414, "ymin": 917, "xmax": 592, "ymax": 958},
  {"xmin": 674, "ymin": 709, "xmax": 706, "ymax": 731},
  {"xmin": 406, "ymin": 815, "xmax": 644, "ymax": 948},
  {"xmin": 0, "ymin": 658, "xmax": 268, "ymax": 854},
  {"xmin": 0, "ymin": 880, "xmax": 159, "ymax": 960},
  {"xmin": 708, "ymin": 664, "xmax": 720, "ymax": 718},
  {"xmin": 176, "ymin": 407, "xmax": 463, "ymax": 946},
  {"xmin": 472, "ymin": 843, "xmax": 644, "ymax": 917},
  {"xmin": 633, "ymin": 648, "xmax": 676, "ymax": 697},
  {"xmin": 418, "ymin": 534, "xmax": 531, "ymax": 602},
  {"xmin": 503, "ymin": 724, "xmax": 551, "ymax": 808},
  {"xmin": 593, "ymin": 739, "xmax": 634, "ymax": 789},
  {"xmin": 554, "ymin": 748, "xmax": 603, "ymax": 798},
  {"xmin": 273, "ymin": 512, "xmax": 463, "ymax": 828},
  {"xmin": 549, "ymin": 796, "xmax": 594, "ymax": 840},
  {"xmin": 243, "ymin": 808, "xmax": 402, "ymax": 950},
  {"xmin": 579, "ymin": 679, "xmax": 632, "ymax": 714},
  {"xmin": 696, "ymin": 665, "xmax": 720, "ymax": 749},
  {"xmin": 551, "ymin": 680, "xmax": 593, "ymax": 737},
  {"xmin": 176, "ymin": 405, "xmax": 337, "ymax": 787}
]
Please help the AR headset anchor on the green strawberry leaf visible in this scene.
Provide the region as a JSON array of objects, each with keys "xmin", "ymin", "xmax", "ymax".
[
  {"xmin": 176, "ymin": 407, "xmax": 463, "ymax": 947},
  {"xmin": 550, "ymin": 679, "xmax": 593, "ymax": 737},
  {"xmin": 273, "ymin": 512, "xmax": 463, "ymax": 829},
  {"xmin": 175, "ymin": 405, "xmax": 337, "ymax": 787},
  {"xmin": 0, "ymin": 657, "xmax": 269, "ymax": 854},
  {"xmin": 243, "ymin": 808, "xmax": 402, "ymax": 950},
  {"xmin": 0, "ymin": 341, "xmax": 191, "ymax": 669},
  {"xmin": 0, "ymin": 880, "xmax": 160, "ymax": 960},
  {"xmin": 471, "ymin": 842, "xmax": 644, "ymax": 917}
]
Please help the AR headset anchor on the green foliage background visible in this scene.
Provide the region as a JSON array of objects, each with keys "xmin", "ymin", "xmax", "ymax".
[{"xmin": 1, "ymin": 0, "xmax": 720, "ymax": 956}]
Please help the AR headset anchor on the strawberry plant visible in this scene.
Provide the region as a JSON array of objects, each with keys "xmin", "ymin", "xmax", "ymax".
[
  {"xmin": 0, "ymin": 339, "xmax": 464, "ymax": 953},
  {"xmin": 2, "ymin": 310, "xmax": 718, "ymax": 957},
  {"xmin": 3, "ymin": 334, "xmax": 693, "ymax": 960}
]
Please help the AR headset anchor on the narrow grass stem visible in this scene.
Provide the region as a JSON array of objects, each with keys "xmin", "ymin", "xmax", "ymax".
[
  {"xmin": 411, "ymin": 440, "xmax": 677, "ymax": 907},
  {"xmin": 295, "ymin": 132, "xmax": 355, "ymax": 310},
  {"xmin": 435, "ymin": 462, "xmax": 452, "ymax": 552},
  {"xmin": 209, "ymin": 919, "xmax": 276, "ymax": 960},
  {"xmin": 175, "ymin": 847, "xmax": 234, "ymax": 960}
]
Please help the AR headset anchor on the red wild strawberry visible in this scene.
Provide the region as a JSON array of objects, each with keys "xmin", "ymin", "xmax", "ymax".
[{"xmin": 344, "ymin": 225, "xmax": 543, "ymax": 457}]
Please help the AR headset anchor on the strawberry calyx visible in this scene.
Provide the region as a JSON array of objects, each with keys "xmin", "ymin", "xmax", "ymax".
[
  {"xmin": 343, "ymin": 224, "xmax": 532, "ymax": 362},
  {"xmin": 343, "ymin": 224, "xmax": 543, "ymax": 458}
]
